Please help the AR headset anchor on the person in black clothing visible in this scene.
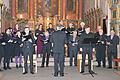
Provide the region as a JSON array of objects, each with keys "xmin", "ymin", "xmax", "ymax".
[
  {"xmin": 47, "ymin": 23, "xmax": 55, "ymax": 36},
  {"xmin": 79, "ymin": 26, "xmax": 95, "ymax": 73},
  {"xmin": 106, "ymin": 29, "xmax": 119, "ymax": 69},
  {"xmin": 67, "ymin": 23, "xmax": 76, "ymax": 57},
  {"xmin": 94, "ymin": 26, "xmax": 103, "ymax": 41},
  {"xmin": 9, "ymin": 27, "xmax": 15, "ymax": 63},
  {"xmin": 95, "ymin": 29, "xmax": 107, "ymax": 67},
  {"xmin": 41, "ymin": 31, "xmax": 51, "ymax": 67},
  {"xmin": 47, "ymin": 23, "xmax": 55, "ymax": 57},
  {"xmin": 3, "ymin": 29, "xmax": 14, "ymax": 70},
  {"xmin": 68, "ymin": 30, "xmax": 79, "ymax": 66},
  {"xmin": 50, "ymin": 25, "xmax": 67, "ymax": 77},
  {"xmin": 14, "ymin": 31, "xmax": 23, "ymax": 68},
  {"xmin": 0, "ymin": 33, "xmax": 5, "ymax": 71},
  {"xmin": 67, "ymin": 23, "xmax": 76, "ymax": 36},
  {"xmin": 22, "ymin": 27, "xmax": 35, "ymax": 74}
]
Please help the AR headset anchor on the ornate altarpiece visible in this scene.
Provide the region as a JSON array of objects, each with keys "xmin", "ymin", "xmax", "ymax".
[{"xmin": 11, "ymin": 0, "xmax": 83, "ymax": 30}]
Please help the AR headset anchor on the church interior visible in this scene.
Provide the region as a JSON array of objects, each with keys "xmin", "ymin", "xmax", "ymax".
[
  {"xmin": 0, "ymin": 0, "xmax": 120, "ymax": 80},
  {"xmin": 0, "ymin": 0, "xmax": 119, "ymax": 34}
]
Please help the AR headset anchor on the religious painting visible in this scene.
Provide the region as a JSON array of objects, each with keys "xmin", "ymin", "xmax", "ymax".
[
  {"xmin": 18, "ymin": 0, "xmax": 28, "ymax": 13},
  {"xmin": 67, "ymin": 0, "xmax": 76, "ymax": 12},
  {"xmin": 37, "ymin": 0, "xmax": 58, "ymax": 17}
]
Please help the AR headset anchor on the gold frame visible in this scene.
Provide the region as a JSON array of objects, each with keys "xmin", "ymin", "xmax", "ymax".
[
  {"xmin": 16, "ymin": 0, "xmax": 29, "ymax": 14},
  {"xmin": 66, "ymin": 0, "xmax": 76, "ymax": 13}
]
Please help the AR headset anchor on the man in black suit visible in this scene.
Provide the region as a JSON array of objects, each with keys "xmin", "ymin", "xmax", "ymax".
[
  {"xmin": 22, "ymin": 27, "xmax": 35, "ymax": 74},
  {"xmin": 79, "ymin": 26, "xmax": 95, "ymax": 73},
  {"xmin": 50, "ymin": 25, "xmax": 67, "ymax": 77},
  {"xmin": 107, "ymin": 29, "xmax": 119, "ymax": 69},
  {"xmin": 95, "ymin": 29, "xmax": 107, "ymax": 68}
]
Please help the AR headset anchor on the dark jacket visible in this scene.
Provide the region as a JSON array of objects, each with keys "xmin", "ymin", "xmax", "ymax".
[
  {"xmin": 47, "ymin": 28, "xmax": 55, "ymax": 36},
  {"xmin": 95, "ymin": 34, "xmax": 107, "ymax": 61},
  {"xmin": 50, "ymin": 30, "xmax": 67, "ymax": 53},
  {"xmin": 22, "ymin": 34, "xmax": 35, "ymax": 54},
  {"xmin": 0, "ymin": 35, "xmax": 5, "ymax": 58},
  {"xmin": 107, "ymin": 35, "xmax": 119, "ymax": 53},
  {"xmin": 77, "ymin": 27, "xmax": 85, "ymax": 36},
  {"xmin": 79, "ymin": 32, "xmax": 95, "ymax": 48},
  {"xmin": 3, "ymin": 34, "xmax": 14, "ymax": 57},
  {"xmin": 14, "ymin": 36, "xmax": 22, "ymax": 56}
]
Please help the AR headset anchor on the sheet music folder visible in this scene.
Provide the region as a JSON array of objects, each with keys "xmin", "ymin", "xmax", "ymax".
[{"xmin": 82, "ymin": 38, "xmax": 97, "ymax": 44}]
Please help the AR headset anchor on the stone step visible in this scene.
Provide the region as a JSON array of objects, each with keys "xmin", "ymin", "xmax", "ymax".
[
  {"xmin": 36, "ymin": 57, "xmax": 70, "ymax": 62},
  {"xmin": 8, "ymin": 57, "xmax": 98, "ymax": 67}
]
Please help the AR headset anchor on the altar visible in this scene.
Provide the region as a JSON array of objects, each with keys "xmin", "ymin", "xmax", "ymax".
[{"xmin": 10, "ymin": 0, "xmax": 83, "ymax": 30}]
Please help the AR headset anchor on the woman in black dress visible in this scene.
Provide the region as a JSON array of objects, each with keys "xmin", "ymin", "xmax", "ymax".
[
  {"xmin": 3, "ymin": 29, "xmax": 14, "ymax": 70},
  {"xmin": 14, "ymin": 31, "xmax": 23, "ymax": 68}
]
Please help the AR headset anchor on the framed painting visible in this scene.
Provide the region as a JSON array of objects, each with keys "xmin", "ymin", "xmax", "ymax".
[
  {"xmin": 67, "ymin": 0, "xmax": 76, "ymax": 13},
  {"xmin": 16, "ymin": 0, "xmax": 29, "ymax": 13},
  {"xmin": 37, "ymin": 0, "xmax": 58, "ymax": 17}
]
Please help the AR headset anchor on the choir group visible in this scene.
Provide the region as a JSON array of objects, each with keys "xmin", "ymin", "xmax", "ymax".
[{"xmin": 0, "ymin": 20, "xmax": 119, "ymax": 77}]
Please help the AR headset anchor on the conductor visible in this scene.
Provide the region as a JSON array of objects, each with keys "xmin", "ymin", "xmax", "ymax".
[{"xmin": 50, "ymin": 25, "xmax": 67, "ymax": 77}]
